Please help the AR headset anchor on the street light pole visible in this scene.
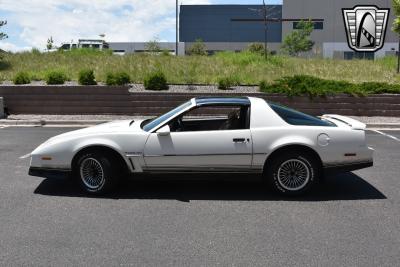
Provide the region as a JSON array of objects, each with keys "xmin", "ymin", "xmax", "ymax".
[
  {"xmin": 176, "ymin": 0, "xmax": 179, "ymax": 56},
  {"xmin": 398, "ymin": 37, "xmax": 400, "ymax": 73},
  {"xmin": 263, "ymin": 0, "xmax": 268, "ymax": 60}
]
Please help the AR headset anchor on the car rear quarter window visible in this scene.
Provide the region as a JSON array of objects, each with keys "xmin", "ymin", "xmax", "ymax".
[{"xmin": 268, "ymin": 102, "xmax": 336, "ymax": 127}]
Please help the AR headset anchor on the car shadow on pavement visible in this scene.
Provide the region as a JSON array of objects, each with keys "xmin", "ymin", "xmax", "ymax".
[{"xmin": 34, "ymin": 172, "xmax": 386, "ymax": 202}]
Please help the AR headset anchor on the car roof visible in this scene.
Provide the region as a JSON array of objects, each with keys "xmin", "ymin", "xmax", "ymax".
[{"xmin": 194, "ymin": 97, "xmax": 251, "ymax": 106}]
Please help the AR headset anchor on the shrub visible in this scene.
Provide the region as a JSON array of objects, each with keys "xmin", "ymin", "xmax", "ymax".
[
  {"xmin": 78, "ymin": 69, "xmax": 97, "ymax": 85},
  {"xmin": 145, "ymin": 38, "xmax": 161, "ymax": 54},
  {"xmin": 45, "ymin": 70, "xmax": 67, "ymax": 85},
  {"xmin": 260, "ymin": 75, "xmax": 354, "ymax": 97},
  {"xmin": 144, "ymin": 71, "xmax": 169, "ymax": 91},
  {"xmin": 358, "ymin": 82, "xmax": 400, "ymax": 94},
  {"xmin": 218, "ymin": 76, "xmax": 240, "ymax": 90},
  {"xmin": 106, "ymin": 71, "xmax": 131, "ymax": 86},
  {"xmin": 248, "ymin": 43, "xmax": 266, "ymax": 55},
  {"xmin": 13, "ymin": 72, "xmax": 31, "ymax": 85},
  {"xmin": 188, "ymin": 39, "xmax": 208, "ymax": 56},
  {"xmin": 259, "ymin": 75, "xmax": 400, "ymax": 98},
  {"xmin": 31, "ymin": 48, "xmax": 41, "ymax": 55},
  {"xmin": 161, "ymin": 49, "xmax": 171, "ymax": 56}
]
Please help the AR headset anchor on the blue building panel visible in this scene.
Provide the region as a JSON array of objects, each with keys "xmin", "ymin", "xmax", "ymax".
[{"xmin": 180, "ymin": 5, "xmax": 282, "ymax": 43}]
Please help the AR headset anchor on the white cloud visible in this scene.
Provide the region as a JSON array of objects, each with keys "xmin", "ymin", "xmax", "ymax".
[
  {"xmin": 0, "ymin": 0, "xmax": 211, "ymax": 51},
  {"xmin": 0, "ymin": 41, "xmax": 31, "ymax": 52}
]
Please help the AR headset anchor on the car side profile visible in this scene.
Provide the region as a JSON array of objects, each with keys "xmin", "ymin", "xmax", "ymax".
[{"xmin": 29, "ymin": 97, "xmax": 374, "ymax": 196}]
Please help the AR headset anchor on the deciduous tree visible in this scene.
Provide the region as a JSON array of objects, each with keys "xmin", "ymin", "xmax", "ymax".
[
  {"xmin": 282, "ymin": 20, "xmax": 315, "ymax": 56},
  {"xmin": 0, "ymin": 20, "xmax": 7, "ymax": 41},
  {"xmin": 46, "ymin": 36, "xmax": 54, "ymax": 51}
]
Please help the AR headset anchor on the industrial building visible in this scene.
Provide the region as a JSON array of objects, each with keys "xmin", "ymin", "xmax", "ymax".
[
  {"xmin": 180, "ymin": 0, "xmax": 397, "ymax": 59},
  {"xmin": 179, "ymin": 4, "xmax": 282, "ymax": 54},
  {"xmin": 60, "ymin": 1, "xmax": 397, "ymax": 59}
]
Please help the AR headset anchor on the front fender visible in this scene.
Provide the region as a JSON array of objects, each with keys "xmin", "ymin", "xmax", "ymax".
[
  {"xmin": 31, "ymin": 137, "xmax": 128, "ymax": 170},
  {"xmin": 71, "ymin": 138, "xmax": 132, "ymax": 170}
]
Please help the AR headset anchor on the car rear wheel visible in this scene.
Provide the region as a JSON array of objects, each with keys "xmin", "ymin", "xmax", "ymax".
[
  {"xmin": 266, "ymin": 151, "xmax": 320, "ymax": 196},
  {"xmin": 76, "ymin": 153, "xmax": 117, "ymax": 195}
]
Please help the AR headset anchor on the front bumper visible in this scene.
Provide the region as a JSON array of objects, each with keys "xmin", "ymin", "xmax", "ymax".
[
  {"xmin": 323, "ymin": 161, "xmax": 373, "ymax": 175},
  {"xmin": 29, "ymin": 167, "xmax": 71, "ymax": 179}
]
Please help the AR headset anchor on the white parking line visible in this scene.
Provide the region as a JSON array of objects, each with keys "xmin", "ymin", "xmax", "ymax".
[
  {"xmin": 0, "ymin": 126, "xmax": 7, "ymax": 129},
  {"xmin": 19, "ymin": 153, "xmax": 31, "ymax": 159},
  {"xmin": 373, "ymin": 130, "xmax": 400, "ymax": 142}
]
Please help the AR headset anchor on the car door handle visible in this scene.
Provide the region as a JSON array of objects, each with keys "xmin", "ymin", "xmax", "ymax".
[{"xmin": 233, "ymin": 138, "xmax": 248, "ymax": 143}]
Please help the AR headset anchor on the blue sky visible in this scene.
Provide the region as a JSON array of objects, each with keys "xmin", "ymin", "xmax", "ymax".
[{"xmin": 0, "ymin": 0, "xmax": 282, "ymax": 52}]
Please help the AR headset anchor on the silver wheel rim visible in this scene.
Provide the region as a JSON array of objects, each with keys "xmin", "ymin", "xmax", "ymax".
[
  {"xmin": 80, "ymin": 158, "xmax": 105, "ymax": 191},
  {"xmin": 277, "ymin": 159, "xmax": 310, "ymax": 191}
]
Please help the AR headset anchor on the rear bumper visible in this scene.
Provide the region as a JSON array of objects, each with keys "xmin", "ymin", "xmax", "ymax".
[
  {"xmin": 323, "ymin": 161, "xmax": 373, "ymax": 174},
  {"xmin": 29, "ymin": 167, "xmax": 71, "ymax": 179}
]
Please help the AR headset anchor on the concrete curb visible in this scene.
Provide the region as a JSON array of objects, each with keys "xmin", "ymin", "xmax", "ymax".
[
  {"xmin": 0, "ymin": 120, "xmax": 109, "ymax": 126},
  {"xmin": 366, "ymin": 123, "xmax": 400, "ymax": 129},
  {"xmin": 1, "ymin": 120, "xmax": 400, "ymax": 130}
]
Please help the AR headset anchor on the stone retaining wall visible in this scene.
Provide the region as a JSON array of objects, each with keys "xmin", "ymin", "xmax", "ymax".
[{"xmin": 0, "ymin": 86, "xmax": 399, "ymax": 117}]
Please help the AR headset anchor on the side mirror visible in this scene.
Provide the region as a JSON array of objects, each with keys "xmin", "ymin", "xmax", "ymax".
[{"xmin": 156, "ymin": 125, "xmax": 171, "ymax": 136}]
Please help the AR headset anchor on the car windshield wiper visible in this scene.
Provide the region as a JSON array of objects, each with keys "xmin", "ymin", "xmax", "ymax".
[{"xmin": 129, "ymin": 120, "xmax": 135, "ymax": 126}]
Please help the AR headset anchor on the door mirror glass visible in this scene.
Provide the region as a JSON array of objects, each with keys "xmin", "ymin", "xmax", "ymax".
[{"xmin": 156, "ymin": 125, "xmax": 171, "ymax": 136}]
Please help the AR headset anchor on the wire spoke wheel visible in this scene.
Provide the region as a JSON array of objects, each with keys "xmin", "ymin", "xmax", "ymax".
[
  {"xmin": 80, "ymin": 158, "xmax": 105, "ymax": 191},
  {"xmin": 277, "ymin": 159, "xmax": 310, "ymax": 191}
]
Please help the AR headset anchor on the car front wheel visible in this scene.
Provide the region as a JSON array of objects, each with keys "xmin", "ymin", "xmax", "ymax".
[
  {"xmin": 266, "ymin": 151, "xmax": 320, "ymax": 196},
  {"xmin": 76, "ymin": 153, "xmax": 117, "ymax": 195}
]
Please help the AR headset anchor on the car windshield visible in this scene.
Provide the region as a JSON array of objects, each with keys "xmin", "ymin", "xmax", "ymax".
[
  {"xmin": 268, "ymin": 102, "xmax": 336, "ymax": 127},
  {"xmin": 142, "ymin": 101, "xmax": 192, "ymax": 132}
]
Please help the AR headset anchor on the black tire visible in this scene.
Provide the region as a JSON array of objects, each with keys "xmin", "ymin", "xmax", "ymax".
[
  {"xmin": 75, "ymin": 152, "xmax": 118, "ymax": 195},
  {"xmin": 265, "ymin": 151, "xmax": 320, "ymax": 196}
]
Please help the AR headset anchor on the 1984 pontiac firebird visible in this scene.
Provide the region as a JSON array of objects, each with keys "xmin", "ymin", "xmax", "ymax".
[{"xmin": 29, "ymin": 97, "xmax": 374, "ymax": 196}]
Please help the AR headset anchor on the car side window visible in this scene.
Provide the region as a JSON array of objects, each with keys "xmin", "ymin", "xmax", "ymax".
[
  {"xmin": 168, "ymin": 105, "xmax": 250, "ymax": 132},
  {"xmin": 269, "ymin": 102, "xmax": 336, "ymax": 127}
]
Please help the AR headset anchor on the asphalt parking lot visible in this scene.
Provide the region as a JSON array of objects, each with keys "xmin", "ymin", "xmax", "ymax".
[{"xmin": 0, "ymin": 127, "xmax": 400, "ymax": 266}]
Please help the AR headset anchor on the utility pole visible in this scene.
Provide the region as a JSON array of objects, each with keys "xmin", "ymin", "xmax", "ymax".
[
  {"xmin": 176, "ymin": 0, "xmax": 179, "ymax": 56},
  {"xmin": 263, "ymin": 0, "xmax": 268, "ymax": 60},
  {"xmin": 398, "ymin": 38, "xmax": 400, "ymax": 73}
]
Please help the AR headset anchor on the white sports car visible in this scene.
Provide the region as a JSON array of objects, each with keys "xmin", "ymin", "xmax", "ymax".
[{"xmin": 29, "ymin": 97, "xmax": 374, "ymax": 196}]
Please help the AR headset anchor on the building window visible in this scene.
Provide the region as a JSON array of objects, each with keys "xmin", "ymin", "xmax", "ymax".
[
  {"xmin": 60, "ymin": 44, "xmax": 70, "ymax": 50},
  {"xmin": 344, "ymin": 52, "xmax": 375, "ymax": 60},
  {"xmin": 293, "ymin": 21, "xmax": 324, "ymax": 30}
]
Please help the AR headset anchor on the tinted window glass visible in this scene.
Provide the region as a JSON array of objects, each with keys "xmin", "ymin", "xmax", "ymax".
[
  {"xmin": 269, "ymin": 102, "xmax": 336, "ymax": 127},
  {"xmin": 142, "ymin": 101, "xmax": 192, "ymax": 132}
]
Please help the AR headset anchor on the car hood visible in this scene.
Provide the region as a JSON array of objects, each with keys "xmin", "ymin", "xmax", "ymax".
[{"xmin": 48, "ymin": 120, "xmax": 146, "ymax": 142}]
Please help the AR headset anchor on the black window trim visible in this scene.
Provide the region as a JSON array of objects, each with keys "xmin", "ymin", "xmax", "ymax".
[{"xmin": 154, "ymin": 103, "xmax": 252, "ymax": 133}]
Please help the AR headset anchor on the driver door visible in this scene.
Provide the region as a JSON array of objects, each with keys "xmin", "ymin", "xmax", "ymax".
[{"xmin": 143, "ymin": 105, "xmax": 253, "ymax": 172}]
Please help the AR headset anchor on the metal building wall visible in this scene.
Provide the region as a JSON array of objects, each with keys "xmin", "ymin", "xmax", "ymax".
[
  {"xmin": 179, "ymin": 5, "xmax": 283, "ymax": 43},
  {"xmin": 282, "ymin": 0, "xmax": 397, "ymax": 58}
]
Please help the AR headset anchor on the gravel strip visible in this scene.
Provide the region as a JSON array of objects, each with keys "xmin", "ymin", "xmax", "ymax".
[
  {"xmin": 129, "ymin": 84, "xmax": 260, "ymax": 94},
  {"xmin": 1, "ymin": 81, "xmax": 260, "ymax": 93}
]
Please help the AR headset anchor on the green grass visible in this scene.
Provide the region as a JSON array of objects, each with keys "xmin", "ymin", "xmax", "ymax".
[{"xmin": 1, "ymin": 49, "xmax": 400, "ymax": 85}]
